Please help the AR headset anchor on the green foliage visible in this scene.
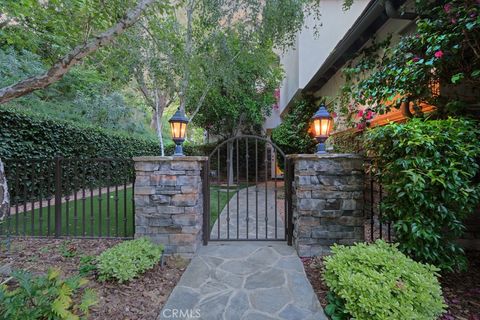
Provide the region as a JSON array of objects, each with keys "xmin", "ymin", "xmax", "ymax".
[
  {"xmin": 323, "ymin": 241, "xmax": 446, "ymax": 320},
  {"xmin": 324, "ymin": 291, "xmax": 349, "ymax": 320},
  {"xmin": 189, "ymin": 31, "xmax": 283, "ymax": 138},
  {"xmin": 0, "ymin": 48, "xmax": 153, "ymax": 137},
  {"xmin": 271, "ymin": 97, "xmax": 317, "ymax": 155},
  {"xmin": 341, "ymin": 0, "xmax": 480, "ymax": 123},
  {"xmin": 0, "ymin": 268, "xmax": 97, "ymax": 320},
  {"xmin": 0, "ymin": 0, "xmax": 141, "ymax": 62},
  {"xmin": 0, "ymin": 107, "xmax": 159, "ymax": 159},
  {"xmin": 78, "ymin": 256, "xmax": 97, "ymax": 277},
  {"xmin": 97, "ymin": 238, "xmax": 163, "ymax": 283},
  {"xmin": 329, "ymin": 130, "xmax": 363, "ymax": 154},
  {"xmin": 59, "ymin": 241, "xmax": 77, "ymax": 258},
  {"xmin": 364, "ymin": 118, "xmax": 480, "ymax": 270}
]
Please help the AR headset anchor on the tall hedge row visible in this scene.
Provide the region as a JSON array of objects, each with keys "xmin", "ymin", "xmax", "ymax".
[{"xmin": 0, "ymin": 108, "xmax": 160, "ymax": 159}]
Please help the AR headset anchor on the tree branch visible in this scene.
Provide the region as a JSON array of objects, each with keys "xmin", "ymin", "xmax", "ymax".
[
  {"xmin": 0, "ymin": 0, "xmax": 156, "ymax": 104},
  {"xmin": 188, "ymin": 82, "xmax": 212, "ymax": 122}
]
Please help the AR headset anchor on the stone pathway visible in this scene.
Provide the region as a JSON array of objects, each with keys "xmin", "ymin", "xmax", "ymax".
[
  {"xmin": 210, "ymin": 182, "xmax": 285, "ymax": 240},
  {"xmin": 158, "ymin": 242, "xmax": 326, "ymax": 320}
]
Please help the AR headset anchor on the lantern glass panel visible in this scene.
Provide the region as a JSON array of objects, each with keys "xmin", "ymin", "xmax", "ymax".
[
  {"xmin": 180, "ymin": 122, "xmax": 186, "ymax": 138},
  {"xmin": 313, "ymin": 118, "xmax": 332, "ymax": 137},
  {"xmin": 170, "ymin": 122, "xmax": 185, "ymax": 139}
]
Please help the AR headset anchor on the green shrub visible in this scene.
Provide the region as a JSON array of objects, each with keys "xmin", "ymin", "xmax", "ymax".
[
  {"xmin": 0, "ymin": 107, "xmax": 159, "ymax": 159},
  {"xmin": 0, "ymin": 269, "xmax": 97, "ymax": 320},
  {"xmin": 323, "ymin": 241, "xmax": 446, "ymax": 320},
  {"xmin": 364, "ymin": 118, "xmax": 480, "ymax": 270},
  {"xmin": 96, "ymin": 238, "xmax": 163, "ymax": 283},
  {"xmin": 271, "ymin": 97, "xmax": 317, "ymax": 156}
]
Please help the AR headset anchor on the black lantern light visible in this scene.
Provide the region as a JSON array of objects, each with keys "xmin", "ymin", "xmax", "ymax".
[
  {"xmin": 169, "ymin": 108, "xmax": 189, "ymax": 156},
  {"xmin": 311, "ymin": 103, "xmax": 333, "ymax": 154}
]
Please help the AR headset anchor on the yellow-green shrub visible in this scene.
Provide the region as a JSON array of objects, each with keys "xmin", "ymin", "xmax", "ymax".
[
  {"xmin": 323, "ymin": 240, "xmax": 446, "ymax": 320},
  {"xmin": 97, "ymin": 238, "xmax": 163, "ymax": 283}
]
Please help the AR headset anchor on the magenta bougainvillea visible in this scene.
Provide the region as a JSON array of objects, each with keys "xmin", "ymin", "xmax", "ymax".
[{"xmin": 340, "ymin": 0, "xmax": 480, "ymax": 128}]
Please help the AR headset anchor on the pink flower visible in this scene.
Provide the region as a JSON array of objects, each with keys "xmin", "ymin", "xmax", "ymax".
[
  {"xmin": 331, "ymin": 112, "xmax": 337, "ymax": 118},
  {"xmin": 434, "ymin": 50, "xmax": 444, "ymax": 58},
  {"xmin": 356, "ymin": 123, "xmax": 366, "ymax": 130},
  {"xmin": 357, "ymin": 110, "xmax": 364, "ymax": 117},
  {"xmin": 366, "ymin": 110, "xmax": 374, "ymax": 120},
  {"xmin": 444, "ymin": 3, "xmax": 452, "ymax": 13},
  {"xmin": 451, "ymin": 18, "xmax": 457, "ymax": 24},
  {"xmin": 412, "ymin": 56, "xmax": 420, "ymax": 62}
]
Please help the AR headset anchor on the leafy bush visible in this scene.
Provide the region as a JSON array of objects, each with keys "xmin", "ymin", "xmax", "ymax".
[
  {"xmin": 364, "ymin": 118, "xmax": 480, "ymax": 270},
  {"xmin": 97, "ymin": 238, "xmax": 163, "ymax": 283},
  {"xmin": 0, "ymin": 269, "xmax": 97, "ymax": 320},
  {"xmin": 323, "ymin": 241, "xmax": 446, "ymax": 320},
  {"xmin": 271, "ymin": 97, "xmax": 317, "ymax": 156}
]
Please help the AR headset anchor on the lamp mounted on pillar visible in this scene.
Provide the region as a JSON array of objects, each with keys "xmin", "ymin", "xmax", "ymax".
[
  {"xmin": 169, "ymin": 108, "xmax": 189, "ymax": 156},
  {"xmin": 312, "ymin": 103, "xmax": 333, "ymax": 154}
]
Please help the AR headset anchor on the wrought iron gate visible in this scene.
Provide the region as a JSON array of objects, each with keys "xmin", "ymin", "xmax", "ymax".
[{"xmin": 203, "ymin": 135, "xmax": 293, "ymax": 244}]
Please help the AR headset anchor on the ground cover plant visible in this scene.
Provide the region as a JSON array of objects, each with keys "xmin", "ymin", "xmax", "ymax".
[
  {"xmin": 322, "ymin": 240, "xmax": 446, "ymax": 320},
  {"xmin": 96, "ymin": 238, "xmax": 163, "ymax": 283},
  {"xmin": 0, "ymin": 239, "xmax": 187, "ymax": 319},
  {"xmin": 0, "ymin": 268, "xmax": 97, "ymax": 320}
]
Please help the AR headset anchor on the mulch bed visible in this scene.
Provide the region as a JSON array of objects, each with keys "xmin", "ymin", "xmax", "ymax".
[
  {"xmin": 0, "ymin": 238, "xmax": 188, "ymax": 320},
  {"xmin": 303, "ymin": 251, "xmax": 480, "ymax": 320}
]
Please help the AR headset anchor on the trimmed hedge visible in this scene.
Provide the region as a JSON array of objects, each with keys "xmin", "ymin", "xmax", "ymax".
[{"xmin": 0, "ymin": 108, "xmax": 160, "ymax": 159}]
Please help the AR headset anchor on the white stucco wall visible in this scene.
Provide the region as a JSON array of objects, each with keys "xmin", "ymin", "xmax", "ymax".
[{"xmin": 264, "ymin": 0, "xmax": 370, "ymax": 130}]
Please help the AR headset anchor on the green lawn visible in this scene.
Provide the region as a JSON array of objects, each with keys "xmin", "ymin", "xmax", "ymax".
[
  {"xmin": 1, "ymin": 188, "xmax": 134, "ymax": 238},
  {"xmin": 1, "ymin": 183, "xmax": 252, "ymax": 237},
  {"xmin": 209, "ymin": 183, "xmax": 253, "ymax": 228},
  {"xmin": 209, "ymin": 186, "xmax": 237, "ymax": 228}
]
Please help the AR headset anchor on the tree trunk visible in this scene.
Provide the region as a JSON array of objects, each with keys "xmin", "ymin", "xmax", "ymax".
[
  {"xmin": 0, "ymin": 0, "xmax": 155, "ymax": 104},
  {"xmin": 0, "ymin": 159, "xmax": 9, "ymax": 221},
  {"xmin": 154, "ymin": 98, "xmax": 165, "ymax": 156}
]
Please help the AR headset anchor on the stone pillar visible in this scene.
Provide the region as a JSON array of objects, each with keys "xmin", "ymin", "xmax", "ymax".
[
  {"xmin": 133, "ymin": 156, "xmax": 207, "ymax": 256},
  {"xmin": 289, "ymin": 154, "xmax": 364, "ymax": 257}
]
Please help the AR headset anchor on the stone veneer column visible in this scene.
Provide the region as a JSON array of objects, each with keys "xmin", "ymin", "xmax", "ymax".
[
  {"xmin": 289, "ymin": 154, "xmax": 364, "ymax": 257},
  {"xmin": 133, "ymin": 156, "xmax": 207, "ymax": 256}
]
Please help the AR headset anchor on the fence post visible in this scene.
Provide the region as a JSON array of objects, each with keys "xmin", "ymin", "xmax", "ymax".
[
  {"xmin": 54, "ymin": 156, "xmax": 62, "ymax": 238},
  {"xmin": 202, "ymin": 160, "xmax": 210, "ymax": 245}
]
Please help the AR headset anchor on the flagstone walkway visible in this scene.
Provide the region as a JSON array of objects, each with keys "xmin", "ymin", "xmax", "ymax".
[
  {"xmin": 210, "ymin": 182, "xmax": 285, "ymax": 240},
  {"xmin": 158, "ymin": 242, "xmax": 326, "ymax": 320}
]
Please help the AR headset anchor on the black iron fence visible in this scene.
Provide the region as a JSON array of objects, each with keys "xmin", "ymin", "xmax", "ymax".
[
  {"xmin": 364, "ymin": 160, "xmax": 393, "ymax": 242},
  {"xmin": 0, "ymin": 157, "xmax": 135, "ymax": 238}
]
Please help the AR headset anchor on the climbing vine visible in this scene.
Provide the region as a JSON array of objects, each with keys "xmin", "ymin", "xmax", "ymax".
[{"xmin": 340, "ymin": 0, "xmax": 480, "ymax": 128}]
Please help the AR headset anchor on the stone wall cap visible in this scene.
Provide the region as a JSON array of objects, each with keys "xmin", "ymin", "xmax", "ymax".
[
  {"xmin": 133, "ymin": 156, "xmax": 208, "ymax": 162},
  {"xmin": 286, "ymin": 153, "xmax": 363, "ymax": 160}
]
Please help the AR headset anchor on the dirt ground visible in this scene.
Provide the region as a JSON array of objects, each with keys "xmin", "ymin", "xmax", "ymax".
[
  {"xmin": 0, "ymin": 238, "xmax": 188, "ymax": 320},
  {"xmin": 303, "ymin": 251, "xmax": 480, "ymax": 320}
]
